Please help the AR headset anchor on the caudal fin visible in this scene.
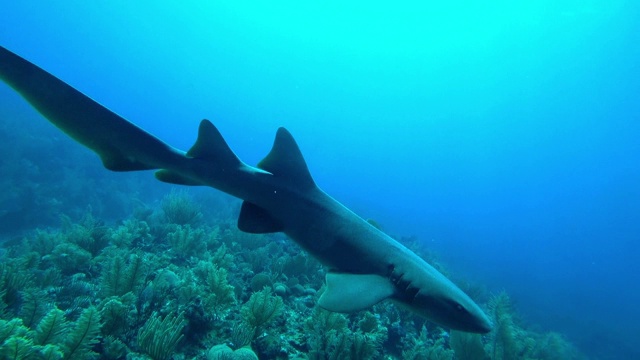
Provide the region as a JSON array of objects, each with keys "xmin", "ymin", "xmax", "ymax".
[{"xmin": 0, "ymin": 46, "xmax": 182, "ymax": 171}]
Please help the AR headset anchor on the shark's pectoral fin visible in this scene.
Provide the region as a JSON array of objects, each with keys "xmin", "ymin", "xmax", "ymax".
[
  {"xmin": 237, "ymin": 201, "xmax": 284, "ymax": 233},
  {"xmin": 318, "ymin": 273, "xmax": 395, "ymax": 313}
]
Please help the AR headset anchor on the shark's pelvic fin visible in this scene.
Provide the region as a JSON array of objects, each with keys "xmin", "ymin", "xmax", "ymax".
[
  {"xmin": 237, "ymin": 201, "xmax": 284, "ymax": 233},
  {"xmin": 318, "ymin": 273, "xmax": 396, "ymax": 313},
  {"xmin": 258, "ymin": 127, "xmax": 316, "ymax": 190}
]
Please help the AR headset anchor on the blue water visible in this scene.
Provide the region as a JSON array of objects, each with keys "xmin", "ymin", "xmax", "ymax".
[{"xmin": 1, "ymin": 1, "xmax": 639, "ymax": 358}]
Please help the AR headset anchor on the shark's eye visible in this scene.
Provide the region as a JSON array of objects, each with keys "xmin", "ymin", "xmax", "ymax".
[{"xmin": 446, "ymin": 299, "xmax": 466, "ymax": 313}]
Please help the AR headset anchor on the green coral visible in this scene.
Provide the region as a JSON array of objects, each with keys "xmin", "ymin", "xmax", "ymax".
[
  {"xmin": 402, "ymin": 326, "xmax": 454, "ymax": 360},
  {"xmin": 99, "ymin": 293, "xmax": 136, "ymax": 337},
  {"xmin": 35, "ymin": 308, "xmax": 68, "ymax": 346},
  {"xmin": 207, "ymin": 344, "xmax": 258, "ymax": 360},
  {"xmin": 110, "ymin": 218, "xmax": 152, "ymax": 248},
  {"xmin": 138, "ymin": 311, "xmax": 185, "ymax": 360},
  {"xmin": 241, "ymin": 287, "xmax": 283, "ymax": 330},
  {"xmin": 161, "ymin": 189, "xmax": 203, "ymax": 225},
  {"xmin": 1, "ymin": 335, "xmax": 36, "ymax": 359},
  {"xmin": 101, "ymin": 252, "xmax": 146, "ymax": 297},
  {"xmin": 306, "ymin": 308, "xmax": 352, "ymax": 360},
  {"xmin": 166, "ymin": 224, "xmax": 209, "ymax": 259},
  {"xmin": 19, "ymin": 289, "xmax": 49, "ymax": 328},
  {"xmin": 202, "ymin": 264, "xmax": 236, "ymax": 317},
  {"xmin": 449, "ymin": 330, "xmax": 487, "ymax": 360},
  {"xmin": 0, "ymin": 318, "xmax": 29, "ymax": 348},
  {"xmin": 0, "ymin": 260, "xmax": 34, "ymax": 315},
  {"xmin": 63, "ymin": 306, "xmax": 101, "ymax": 360},
  {"xmin": 60, "ymin": 212, "xmax": 111, "ymax": 257}
]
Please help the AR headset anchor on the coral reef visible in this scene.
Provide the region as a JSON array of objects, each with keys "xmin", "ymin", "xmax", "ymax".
[{"xmin": 0, "ymin": 118, "xmax": 588, "ymax": 359}]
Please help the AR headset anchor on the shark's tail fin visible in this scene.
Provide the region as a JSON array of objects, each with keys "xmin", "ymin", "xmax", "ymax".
[{"xmin": 0, "ymin": 46, "xmax": 183, "ymax": 172}]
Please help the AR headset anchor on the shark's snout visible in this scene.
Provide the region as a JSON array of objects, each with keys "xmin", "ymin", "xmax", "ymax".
[{"xmin": 466, "ymin": 312, "xmax": 493, "ymax": 334}]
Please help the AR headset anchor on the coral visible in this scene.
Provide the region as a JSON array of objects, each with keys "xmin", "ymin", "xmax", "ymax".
[
  {"xmin": 110, "ymin": 218, "xmax": 152, "ymax": 248},
  {"xmin": 40, "ymin": 344, "xmax": 65, "ymax": 360},
  {"xmin": 166, "ymin": 224, "xmax": 209, "ymax": 260},
  {"xmin": 250, "ymin": 272, "xmax": 272, "ymax": 292},
  {"xmin": 101, "ymin": 252, "xmax": 146, "ymax": 297},
  {"xmin": 203, "ymin": 265, "xmax": 236, "ymax": 317},
  {"xmin": 61, "ymin": 212, "xmax": 111, "ymax": 257},
  {"xmin": 241, "ymin": 287, "xmax": 283, "ymax": 330},
  {"xmin": 50, "ymin": 242, "xmax": 92, "ymax": 276},
  {"xmin": 0, "ymin": 260, "xmax": 34, "ymax": 315},
  {"xmin": 183, "ymin": 296, "xmax": 214, "ymax": 342},
  {"xmin": 138, "ymin": 311, "xmax": 185, "ymax": 360},
  {"xmin": 208, "ymin": 344, "xmax": 259, "ymax": 360},
  {"xmin": 402, "ymin": 326, "xmax": 454, "ymax": 360},
  {"xmin": 483, "ymin": 291, "xmax": 578, "ymax": 360},
  {"xmin": 305, "ymin": 308, "xmax": 351, "ymax": 359},
  {"xmin": 229, "ymin": 322, "xmax": 255, "ymax": 350},
  {"xmin": 34, "ymin": 308, "xmax": 68, "ymax": 346},
  {"xmin": 102, "ymin": 336, "xmax": 128, "ymax": 359},
  {"xmin": 532, "ymin": 332, "xmax": 580, "ymax": 360},
  {"xmin": 0, "ymin": 291, "xmax": 6, "ymax": 319},
  {"xmin": 28, "ymin": 229, "xmax": 64, "ymax": 257},
  {"xmin": 210, "ymin": 242, "xmax": 234, "ymax": 270},
  {"xmin": 99, "ymin": 293, "xmax": 136, "ymax": 337},
  {"xmin": 449, "ymin": 331, "xmax": 487, "ymax": 360},
  {"xmin": 19, "ymin": 289, "xmax": 49, "ymax": 328},
  {"xmin": 0, "ymin": 318, "xmax": 29, "ymax": 347},
  {"xmin": 63, "ymin": 306, "xmax": 101, "ymax": 360},
  {"xmin": 486, "ymin": 291, "xmax": 518, "ymax": 360},
  {"xmin": 1, "ymin": 335, "xmax": 36, "ymax": 359},
  {"xmin": 161, "ymin": 189, "xmax": 203, "ymax": 225}
]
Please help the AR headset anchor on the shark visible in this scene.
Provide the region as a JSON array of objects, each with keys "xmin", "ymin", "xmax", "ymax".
[{"xmin": 0, "ymin": 46, "xmax": 492, "ymax": 333}]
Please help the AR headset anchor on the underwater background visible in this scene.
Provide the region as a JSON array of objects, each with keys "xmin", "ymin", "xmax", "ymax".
[{"xmin": 0, "ymin": 1, "xmax": 638, "ymax": 359}]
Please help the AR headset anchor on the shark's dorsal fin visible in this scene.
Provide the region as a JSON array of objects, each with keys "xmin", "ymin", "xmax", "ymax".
[
  {"xmin": 238, "ymin": 201, "xmax": 284, "ymax": 233},
  {"xmin": 258, "ymin": 127, "xmax": 316, "ymax": 190},
  {"xmin": 186, "ymin": 120, "xmax": 240, "ymax": 164},
  {"xmin": 318, "ymin": 273, "xmax": 395, "ymax": 313},
  {"xmin": 156, "ymin": 120, "xmax": 240, "ymax": 185}
]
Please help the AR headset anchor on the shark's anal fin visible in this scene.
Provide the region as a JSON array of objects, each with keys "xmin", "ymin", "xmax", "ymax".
[
  {"xmin": 318, "ymin": 273, "xmax": 395, "ymax": 313},
  {"xmin": 237, "ymin": 201, "xmax": 284, "ymax": 233}
]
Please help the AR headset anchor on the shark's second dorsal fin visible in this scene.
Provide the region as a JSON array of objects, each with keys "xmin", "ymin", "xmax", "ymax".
[
  {"xmin": 258, "ymin": 128, "xmax": 316, "ymax": 190},
  {"xmin": 156, "ymin": 120, "xmax": 241, "ymax": 185}
]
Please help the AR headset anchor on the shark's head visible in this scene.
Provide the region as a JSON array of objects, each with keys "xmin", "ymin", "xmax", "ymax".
[{"xmin": 390, "ymin": 259, "xmax": 493, "ymax": 333}]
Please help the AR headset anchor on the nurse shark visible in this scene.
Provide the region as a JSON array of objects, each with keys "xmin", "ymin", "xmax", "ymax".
[{"xmin": 0, "ymin": 46, "xmax": 491, "ymax": 333}]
